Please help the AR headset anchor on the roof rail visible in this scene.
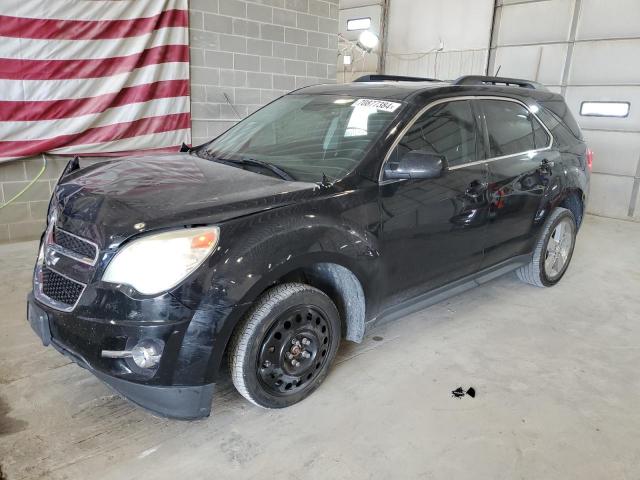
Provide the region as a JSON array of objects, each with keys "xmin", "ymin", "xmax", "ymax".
[
  {"xmin": 354, "ymin": 74, "xmax": 441, "ymax": 83},
  {"xmin": 453, "ymin": 75, "xmax": 548, "ymax": 91}
]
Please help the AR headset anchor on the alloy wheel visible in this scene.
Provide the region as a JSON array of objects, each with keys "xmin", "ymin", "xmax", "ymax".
[{"xmin": 544, "ymin": 218, "xmax": 574, "ymax": 280}]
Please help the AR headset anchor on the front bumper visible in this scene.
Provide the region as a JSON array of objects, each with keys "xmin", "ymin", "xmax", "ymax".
[{"xmin": 27, "ymin": 293, "xmax": 215, "ymax": 419}]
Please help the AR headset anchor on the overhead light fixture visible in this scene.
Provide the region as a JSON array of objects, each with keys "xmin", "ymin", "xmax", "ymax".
[
  {"xmin": 580, "ymin": 101, "xmax": 630, "ymax": 118},
  {"xmin": 347, "ymin": 17, "xmax": 371, "ymax": 31},
  {"xmin": 357, "ymin": 30, "xmax": 379, "ymax": 52}
]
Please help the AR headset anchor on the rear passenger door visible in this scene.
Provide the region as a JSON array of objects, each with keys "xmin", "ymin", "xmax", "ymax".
[{"xmin": 478, "ymin": 98, "xmax": 556, "ymax": 268}]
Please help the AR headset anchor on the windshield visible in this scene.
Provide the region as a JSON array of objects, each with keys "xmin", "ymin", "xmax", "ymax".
[{"xmin": 200, "ymin": 94, "xmax": 403, "ymax": 182}]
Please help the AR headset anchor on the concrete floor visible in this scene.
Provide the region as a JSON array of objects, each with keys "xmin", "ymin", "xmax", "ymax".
[{"xmin": 1, "ymin": 214, "xmax": 639, "ymax": 480}]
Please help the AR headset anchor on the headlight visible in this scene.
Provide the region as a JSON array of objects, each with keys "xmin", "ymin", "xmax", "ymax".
[{"xmin": 102, "ymin": 226, "xmax": 220, "ymax": 295}]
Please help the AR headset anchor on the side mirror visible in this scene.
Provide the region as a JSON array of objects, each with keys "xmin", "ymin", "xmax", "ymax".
[{"xmin": 384, "ymin": 150, "xmax": 445, "ymax": 180}]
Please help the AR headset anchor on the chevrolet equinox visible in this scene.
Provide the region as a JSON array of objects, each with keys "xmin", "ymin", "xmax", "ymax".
[{"xmin": 28, "ymin": 75, "xmax": 591, "ymax": 419}]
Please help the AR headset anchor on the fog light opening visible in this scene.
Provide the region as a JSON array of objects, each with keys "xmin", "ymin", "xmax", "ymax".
[{"xmin": 131, "ymin": 338, "xmax": 164, "ymax": 369}]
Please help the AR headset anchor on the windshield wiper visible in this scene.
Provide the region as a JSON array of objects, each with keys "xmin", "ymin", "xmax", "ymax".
[
  {"xmin": 193, "ymin": 150, "xmax": 294, "ymax": 181},
  {"xmin": 232, "ymin": 157, "xmax": 295, "ymax": 181}
]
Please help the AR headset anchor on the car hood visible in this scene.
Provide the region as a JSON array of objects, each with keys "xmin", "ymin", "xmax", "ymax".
[{"xmin": 52, "ymin": 153, "xmax": 319, "ymax": 248}]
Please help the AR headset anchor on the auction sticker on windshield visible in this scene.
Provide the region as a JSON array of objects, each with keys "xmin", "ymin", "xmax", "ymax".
[{"xmin": 352, "ymin": 99, "xmax": 401, "ymax": 112}]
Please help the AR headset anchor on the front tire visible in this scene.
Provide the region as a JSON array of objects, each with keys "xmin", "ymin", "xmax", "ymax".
[
  {"xmin": 517, "ymin": 207, "xmax": 577, "ymax": 287},
  {"xmin": 229, "ymin": 283, "xmax": 341, "ymax": 408}
]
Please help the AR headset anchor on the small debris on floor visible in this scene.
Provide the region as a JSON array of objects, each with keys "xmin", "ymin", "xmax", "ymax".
[
  {"xmin": 451, "ymin": 387, "xmax": 476, "ymax": 399},
  {"xmin": 372, "ymin": 336, "xmax": 384, "ymax": 342}
]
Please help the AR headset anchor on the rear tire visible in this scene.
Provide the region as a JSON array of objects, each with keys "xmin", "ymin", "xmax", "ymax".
[
  {"xmin": 517, "ymin": 207, "xmax": 577, "ymax": 287},
  {"xmin": 229, "ymin": 283, "xmax": 341, "ymax": 408}
]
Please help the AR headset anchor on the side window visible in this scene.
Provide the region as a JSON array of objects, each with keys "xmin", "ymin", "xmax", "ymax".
[
  {"xmin": 394, "ymin": 100, "xmax": 477, "ymax": 168},
  {"xmin": 482, "ymin": 100, "xmax": 546, "ymax": 157}
]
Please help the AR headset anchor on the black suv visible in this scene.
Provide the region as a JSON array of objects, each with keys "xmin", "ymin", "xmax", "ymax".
[{"xmin": 28, "ymin": 75, "xmax": 591, "ymax": 419}]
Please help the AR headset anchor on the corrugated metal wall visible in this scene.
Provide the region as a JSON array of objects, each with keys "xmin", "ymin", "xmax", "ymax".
[
  {"xmin": 384, "ymin": 0, "xmax": 494, "ymax": 79},
  {"xmin": 489, "ymin": 0, "xmax": 640, "ymax": 221},
  {"xmin": 336, "ymin": 0, "xmax": 494, "ymax": 82},
  {"xmin": 336, "ymin": 0, "xmax": 383, "ymax": 81}
]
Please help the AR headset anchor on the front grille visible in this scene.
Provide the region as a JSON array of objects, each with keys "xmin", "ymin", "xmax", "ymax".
[
  {"xmin": 53, "ymin": 228, "xmax": 97, "ymax": 262},
  {"xmin": 42, "ymin": 267, "xmax": 85, "ymax": 308}
]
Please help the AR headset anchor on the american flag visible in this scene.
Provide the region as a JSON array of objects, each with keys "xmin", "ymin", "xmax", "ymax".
[{"xmin": 0, "ymin": 0, "xmax": 191, "ymax": 162}]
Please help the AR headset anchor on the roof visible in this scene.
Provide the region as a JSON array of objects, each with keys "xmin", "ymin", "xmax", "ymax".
[
  {"xmin": 291, "ymin": 75, "xmax": 554, "ymax": 103},
  {"xmin": 291, "ymin": 81, "xmax": 452, "ymax": 101}
]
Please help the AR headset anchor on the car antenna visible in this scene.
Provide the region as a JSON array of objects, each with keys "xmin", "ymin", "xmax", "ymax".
[{"xmin": 224, "ymin": 93, "xmax": 242, "ymax": 119}]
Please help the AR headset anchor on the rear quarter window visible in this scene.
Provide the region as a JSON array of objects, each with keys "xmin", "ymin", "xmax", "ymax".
[
  {"xmin": 537, "ymin": 107, "xmax": 581, "ymax": 148},
  {"xmin": 539, "ymin": 100, "xmax": 584, "ymax": 141}
]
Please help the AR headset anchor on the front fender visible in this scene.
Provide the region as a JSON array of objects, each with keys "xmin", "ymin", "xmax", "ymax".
[{"xmin": 170, "ymin": 198, "xmax": 381, "ymax": 383}]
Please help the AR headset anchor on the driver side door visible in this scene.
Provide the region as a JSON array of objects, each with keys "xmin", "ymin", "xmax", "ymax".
[{"xmin": 378, "ymin": 99, "xmax": 490, "ymax": 305}]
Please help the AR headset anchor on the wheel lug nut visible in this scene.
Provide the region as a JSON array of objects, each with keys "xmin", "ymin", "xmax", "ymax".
[
  {"xmin": 292, "ymin": 360, "xmax": 300, "ymax": 368},
  {"xmin": 301, "ymin": 351, "xmax": 311, "ymax": 358},
  {"xmin": 263, "ymin": 360, "xmax": 271, "ymax": 368},
  {"xmin": 286, "ymin": 352, "xmax": 294, "ymax": 360},
  {"xmin": 302, "ymin": 338, "xmax": 310, "ymax": 345}
]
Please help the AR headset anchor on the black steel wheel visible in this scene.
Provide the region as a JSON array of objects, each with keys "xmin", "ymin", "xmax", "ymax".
[
  {"xmin": 229, "ymin": 283, "xmax": 341, "ymax": 408},
  {"xmin": 257, "ymin": 305, "xmax": 335, "ymax": 396}
]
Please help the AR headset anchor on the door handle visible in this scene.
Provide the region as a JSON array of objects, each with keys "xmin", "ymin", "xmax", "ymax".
[
  {"xmin": 465, "ymin": 181, "xmax": 487, "ymax": 199},
  {"xmin": 540, "ymin": 159, "xmax": 555, "ymax": 174}
]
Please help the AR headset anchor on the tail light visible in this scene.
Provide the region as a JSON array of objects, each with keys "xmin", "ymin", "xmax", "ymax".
[{"xmin": 586, "ymin": 148, "xmax": 593, "ymax": 171}]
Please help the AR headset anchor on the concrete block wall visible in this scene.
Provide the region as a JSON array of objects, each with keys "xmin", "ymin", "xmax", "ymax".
[
  {"xmin": 189, "ymin": 0, "xmax": 339, "ymax": 146},
  {"xmin": 0, "ymin": 155, "xmax": 109, "ymax": 243},
  {"xmin": 0, "ymin": 0, "xmax": 339, "ymax": 243},
  {"xmin": 0, "ymin": 156, "xmax": 64, "ymax": 243}
]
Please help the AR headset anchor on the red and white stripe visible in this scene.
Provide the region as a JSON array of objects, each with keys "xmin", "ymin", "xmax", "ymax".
[{"xmin": 0, "ymin": 0, "xmax": 190, "ymax": 162}]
